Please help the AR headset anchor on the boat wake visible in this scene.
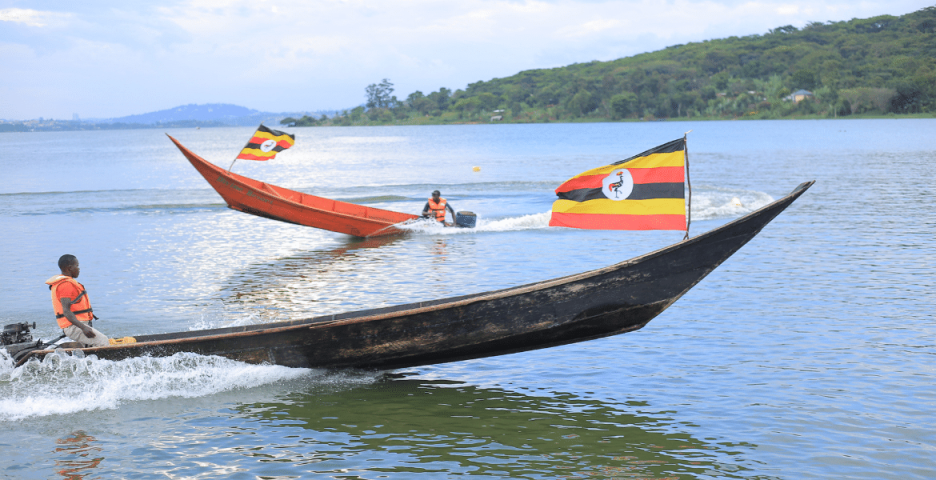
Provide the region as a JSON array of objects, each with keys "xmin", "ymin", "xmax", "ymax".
[
  {"xmin": 0, "ymin": 350, "xmax": 373, "ymax": 422},
  {"xmin": 397, "ymin": 212, "xmax": 553, "ymax": 235},
  {"xmin": 397, "ymin": 187, "xmax": 774, "ymax": 235},
  {"xmin": 690, "ymin": 186, "xmax": 775, "ymax": 221}
]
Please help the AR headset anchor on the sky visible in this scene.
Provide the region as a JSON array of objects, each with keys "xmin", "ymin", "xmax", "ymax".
[{"xmin": 1, "ymin": 0, "xmax": 933, "ymax": 120}]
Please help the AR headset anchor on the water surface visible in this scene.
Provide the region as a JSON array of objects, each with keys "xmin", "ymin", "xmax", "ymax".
[{"xmin": 1, "ymin": 119, "xmax": 934, "ymax": 479}]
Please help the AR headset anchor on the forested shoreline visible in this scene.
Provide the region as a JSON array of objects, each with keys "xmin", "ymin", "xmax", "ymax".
[{"xmin": 286, "ymin": 7, "xmax": 936, "ymax": 127}]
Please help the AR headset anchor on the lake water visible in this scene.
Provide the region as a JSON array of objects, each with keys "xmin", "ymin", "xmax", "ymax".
[{"xmin": 1, "ymin": 119, "xmax": 934, "ymax": 479}]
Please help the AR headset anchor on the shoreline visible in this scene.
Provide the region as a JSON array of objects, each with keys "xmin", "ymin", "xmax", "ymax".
[{"xmin": 2, "ymin": 111, "xmax": 934, "ymax": 133}]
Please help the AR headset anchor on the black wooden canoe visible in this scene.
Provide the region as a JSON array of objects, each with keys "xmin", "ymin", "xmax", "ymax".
[{"xmin": 14, "ymin": 181, "xmax": 814, "ymax": 369}]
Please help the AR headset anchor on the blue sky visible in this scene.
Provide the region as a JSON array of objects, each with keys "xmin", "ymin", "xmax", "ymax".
[{"xmin": 1, "ymin": 0, "xmax": 932, "ymax": 120}]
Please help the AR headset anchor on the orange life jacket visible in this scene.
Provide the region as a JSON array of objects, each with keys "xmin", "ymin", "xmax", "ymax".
[
  {"xmin": 46, "ymin": 275, "xmax": 95, "ymax": 329},
  {"xmin": 427, "ymin": 197, "xmax": 448, "ymax": 222}
]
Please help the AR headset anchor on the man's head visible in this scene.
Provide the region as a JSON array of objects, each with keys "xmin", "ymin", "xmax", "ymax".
[
  {"xmin": 58, "ymin": 254, "xmax": 80, "ymax": 278},
  {"xmin": 432, "ymin": 190, "xmax": 441, "ymax": 200}
]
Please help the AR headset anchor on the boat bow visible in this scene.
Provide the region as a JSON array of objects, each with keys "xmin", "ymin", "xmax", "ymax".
[{"xmin": 169, "ymin": 135, "xmax": 419, "ymax": 237}]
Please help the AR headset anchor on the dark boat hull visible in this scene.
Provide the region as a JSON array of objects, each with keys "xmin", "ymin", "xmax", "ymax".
[{"xmin": 14, "ymin": 181, "xmax": 814, "ymax": 369}]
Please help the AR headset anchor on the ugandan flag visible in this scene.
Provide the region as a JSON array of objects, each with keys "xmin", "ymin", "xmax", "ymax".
[
  {"xmin": 549, "ymin": 138, "xmax": 686, "ymax": 231},
  {"xmin": 236, "ymin": 125, "xmax": 296, "ymax": 161}
]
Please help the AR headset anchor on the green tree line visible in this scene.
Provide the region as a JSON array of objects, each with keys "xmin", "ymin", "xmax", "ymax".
[{"xmin": 283, "ymin": 6, "xmax": 936, "ymax": 127}]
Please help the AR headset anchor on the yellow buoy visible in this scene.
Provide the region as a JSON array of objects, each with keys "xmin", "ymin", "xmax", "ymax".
[{"xmin": 472, "ymin": 166, "xmax": 481, "ymax": 172}]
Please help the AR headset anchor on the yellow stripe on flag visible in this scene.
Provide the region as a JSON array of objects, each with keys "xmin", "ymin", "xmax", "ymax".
[
  {"xmin": 551, "ymin": 198, "xmax": 686, "ymax": 216},
  {"xmin": 568, "ymin": 151, "xmax": 685, "ymax": 179},
  {"xmin": 620, "ymin": 150, "xmax": 684, "ymax": 169},
  {"xmin": 252, "ymin": 131, "xmax": 295, "ymax": 145},
  {"xmin": 239, "ymin": 148, "xmax": 278, "ymax": 157}
]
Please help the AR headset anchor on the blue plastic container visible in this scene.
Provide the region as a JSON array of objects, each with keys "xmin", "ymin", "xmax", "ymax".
[{"xmin": 455, "ymin": 211, "xmax": 477, "ymax": 228}]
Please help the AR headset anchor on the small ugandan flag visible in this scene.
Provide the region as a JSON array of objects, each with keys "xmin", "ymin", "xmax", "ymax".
[
  {"xmin": 236, "ymin": 125, "xmax": 296, "ymax": 161},
  {"xmin": 549, "ymin": 138, "xmax": 687, "ymax": 231}
]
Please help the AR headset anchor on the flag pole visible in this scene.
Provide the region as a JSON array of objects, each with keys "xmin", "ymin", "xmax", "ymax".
[
  {"xmin": 229, "ymin": 123, "xmax": 265, "ymax": 173},
  {"xmin": 229, "ymin": 138, "xmax": 251, "ymax": 173},
  {"xmin": 683, "ymin": 130, "xmax": 692, "ymax": 240}
]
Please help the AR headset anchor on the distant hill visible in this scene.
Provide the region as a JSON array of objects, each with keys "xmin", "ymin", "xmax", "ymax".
[
  {"xmin": 102, "ymin": 103, "xmax": 320, "ymax": 127},
  {"xmin": 111, "ymin": 103, "xmax": 260, "ymax": 124},
  {"xmin": 0, "ymin": 103, "xmax": 330, "ymax": 132},
  {"xmin": 309, "ymin": 5, "xmax": 936, "ymax": 127}
]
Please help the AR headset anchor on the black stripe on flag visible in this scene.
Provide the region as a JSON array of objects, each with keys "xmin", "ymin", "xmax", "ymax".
[
  {"xmin": 244, "ymin": 142, "xmax": 288, "ymax": 152},
  {"xmin": 557, "ymin": 182, "xmax": 685, "ymax": 202},
  {"xmin": 612, "ymin": 138, "xmax": 684, "ymax": 166}
]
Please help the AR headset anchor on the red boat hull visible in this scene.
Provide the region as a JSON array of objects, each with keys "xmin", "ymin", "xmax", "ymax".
[{"xmin": 169, "ymin": 136, "xmax": 419, "ymax": 237}]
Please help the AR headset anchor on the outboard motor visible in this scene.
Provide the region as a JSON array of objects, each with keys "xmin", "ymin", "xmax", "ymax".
[
  {"xmin": 2, "ymin": 322, "xmax": 35, "ymax": 346},
  {"xmin": 1, "ymin": 322, "xmax": 47, "ymax": 364},
  {"xmin": 455, "ymin": 211, "xmax": 477, "ymax": 228}
]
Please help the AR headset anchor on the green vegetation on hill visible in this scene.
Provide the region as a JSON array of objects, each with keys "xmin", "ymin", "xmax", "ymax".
[{"xmin": 285, "ymin": 6, "xmax": 936, "ymax": 127}]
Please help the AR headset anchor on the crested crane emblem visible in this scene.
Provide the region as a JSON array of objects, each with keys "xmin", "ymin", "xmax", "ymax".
[
  {"xmin": 260, "ymin": 139, "xmax": 278, "ymax": 152},
  {"xmin": 602, "ymin": 170, "xmax": 633, "ymax": 200}
]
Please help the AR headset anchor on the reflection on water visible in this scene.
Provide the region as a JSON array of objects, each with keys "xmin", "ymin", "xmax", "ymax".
[
  {"xmin": 233, "ymin": 376, "xmax": 761, "ymax": 478},
  {"xmin": 214, "ymin": 234, "xmax": 470, "ymax": 325},
  {"xmin": 113, "ymin": 375, "xmax": 764, "ymax": 479},
  {"xmin": 54, "ymin": 431, "xmax": 103, "ymax": 480},
  {"xmin": 216, "ymin": 235, "xmax": 406, "ymax": 322},
  {"xmin": 430, "ymin": 237, "xmax": 449, "ymax": 264}
]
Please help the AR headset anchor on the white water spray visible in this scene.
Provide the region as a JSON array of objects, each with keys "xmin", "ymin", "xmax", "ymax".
[{"xmin": 0, "ymin": 351, "xmax": 312, "ymax": 422}]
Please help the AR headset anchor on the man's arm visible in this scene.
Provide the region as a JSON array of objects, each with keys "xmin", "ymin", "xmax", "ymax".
[
  {"xmin": 447, "ymin": 204, "xmax": 456, "ymax": 215},
  {"xmin": 59, "ymin": 297, "xmax": 96, "ymax": 338},
  {"xmin": 421, "ymin": 201, "xmax": 431, "ymax": 216}
]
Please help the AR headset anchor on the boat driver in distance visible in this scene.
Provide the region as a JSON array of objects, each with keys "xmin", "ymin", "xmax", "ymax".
[
  {"xmin": 45, "ymin": 254, "xmax": 110, "ymax": 347},
  {"xmin": 422, "ymin": 190, "xmax": 456, "ymax": 226}
]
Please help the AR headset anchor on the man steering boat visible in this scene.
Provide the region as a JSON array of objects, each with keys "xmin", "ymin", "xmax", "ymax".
[
  {"xmin": 421, "ymin": 190, "xmax": 456, "ymax": 226},
  {"xmin": 46, "ymin": 254, "xmax": 109, "ymax": 347}
]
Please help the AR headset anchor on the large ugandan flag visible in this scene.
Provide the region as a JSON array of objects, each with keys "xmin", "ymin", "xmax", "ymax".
[
  {"xmin": 549, "ymin": 137, "xmax": 686, "ymax": 231},
  {"xmin": 236, "ymin": 125, "xmax": 296, "ymax": 161}
]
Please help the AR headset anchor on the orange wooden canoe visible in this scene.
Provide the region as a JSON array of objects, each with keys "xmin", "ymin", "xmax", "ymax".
[{"xmin": 169, "ymin": 135, "xmax": 419, "ymax": 237}]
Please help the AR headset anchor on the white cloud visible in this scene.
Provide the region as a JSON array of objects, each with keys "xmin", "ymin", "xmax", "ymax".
[
  {"xmin": 0, "ymin": 8, "xmax": 60, "ymax": 27},
  {"xmin": 774, "ymin": 4, "xmax": 802, "ymax": 15}
]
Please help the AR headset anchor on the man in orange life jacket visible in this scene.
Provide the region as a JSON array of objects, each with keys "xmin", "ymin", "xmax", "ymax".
[
  {"xmin": 421, "ymin": 190, "xmax": 456, "ymax": 226},
  {"xmin": 45, "ymin": 254, "xmax": 109, "ymax": 347}
]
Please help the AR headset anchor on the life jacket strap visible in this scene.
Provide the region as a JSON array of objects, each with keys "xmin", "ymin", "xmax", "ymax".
[{"xmin": 55, "ymin": 307, "xmax": 94, "ymax": 318}]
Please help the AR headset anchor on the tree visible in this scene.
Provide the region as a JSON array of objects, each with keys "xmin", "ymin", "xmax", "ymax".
[
  {"xmin": 889, "ymin": 81, "xmax": 924, "ymax": 113},
  {"xmin": 790, "ymin": 69, "xmax": 817, "ymax": 91},
  {"xmin": 571, "ymin": 90, "xmax": 598, "ymax": 115},
  {"xmin": 452, "ymin": 97, "xmax": 482, "ymax": 116},
  {"xmin": 365, "ymin": 79, "xmax": 395, "ymax": 110},
  {"xmin": 769, "ymin": 25, "xmax": 798, "ymax": 35},
  {"xmin": 610, "ymin": 92, "xmax": 637, "ymax": 119},
  {"xmin": 476, "ymin": 92, "xmax": 499, "ymax": 111},
  {"xmin": 702, "ymin": 51, "xmax": 734, "ymax": 74},
  {"xmin": 407, "ymin": 91, "xmax": 434, "ymax": 115},
  {"xmin": 427, "ymin": 88, "xmax": 452, "ymax": 111}
]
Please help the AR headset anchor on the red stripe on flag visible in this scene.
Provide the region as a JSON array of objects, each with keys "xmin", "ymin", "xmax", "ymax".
[
  {"xmin": 555, "ymin": 175, "xmax": 602, "ymax": 192},
  {"xmin": 235, "ymin": 153, "xmax": 272, "ymax": 161},
  {"xmin": 630, "ymin": 166, "xmax": 684, "ymax": 184},
  {"xmin": 548, "ymin": 212, "xmax": 686, "ymax": 230},
  {"xmin": 556, "ymin": 167, "xmax": 684, "ymax": 193}
]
